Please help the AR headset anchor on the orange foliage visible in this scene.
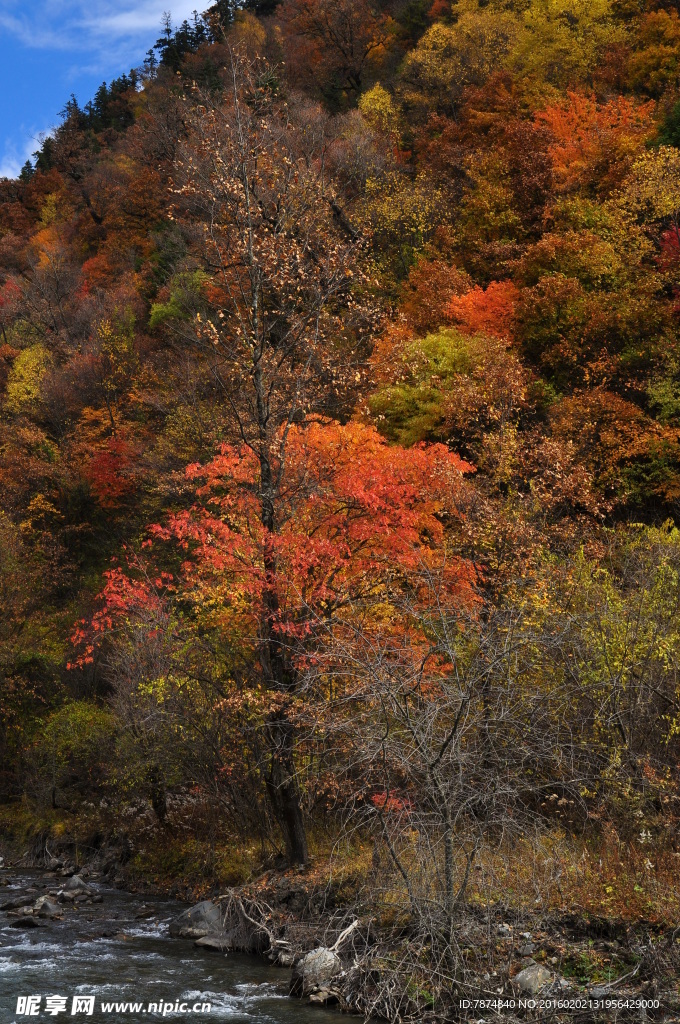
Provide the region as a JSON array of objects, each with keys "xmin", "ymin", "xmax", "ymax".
[
  {"xmin": 80, "ymin": 254, "xmax": 115, "ymax": 291},
  {"xmin": 446, "ymin": 280, "xmax": 519, "ymax": 338},
  {"xmin": 399, "ymin": 258, "xmax": 470, "ymax": 334},
  {"xmin": 535, "ymin": 92, "xmax": 656, "ymax": 193},
  {"xmin": 550, "ymin": 389, "xmax": 680, "ymax": 503},
  {"xmin": 158, "ymin": 419, "xmax": 476, "ymax": 632},
  {"xmin": 75, "ymin": 420, "xmax": 479, "ymax": 673}
]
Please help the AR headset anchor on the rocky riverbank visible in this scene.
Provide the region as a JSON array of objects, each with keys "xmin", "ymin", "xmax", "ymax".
[
  {"xmin": 0, "ymin": 860, "xmax": 336, "ymax": 1024},
  {"xmin": 2, "ymin": 835, "xmax": 680, "ymax": 1023},
  {"xmin": 160, "ymin": 883, "xmax": 680, "ymax": 1021}
]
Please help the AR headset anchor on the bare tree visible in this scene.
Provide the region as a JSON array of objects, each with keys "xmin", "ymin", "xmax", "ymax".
[{"xmin": 298, "ymin": 573, "xmax": 596, "ymax": 973}]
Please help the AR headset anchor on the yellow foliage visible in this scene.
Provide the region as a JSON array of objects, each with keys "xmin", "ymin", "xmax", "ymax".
[
  {"xmin": 360, "ymin": 171, "xmax": 446, "ymax": 277},
  {"xmin": 20, "ymin": 494, "xmax": 63, "ymax": 535},
  {"xmin": 359, "ymin": 83, "xmax": 401, "ymax": 139},
  {"xmin": 458, "ymin": 153, "xmax": 522, "ymax": 244},
  {"xmin": 4, "ymin": 344, "xmax": 52, "ymax": 414},
  {"xmin": 39, "ymin": 194, "xmax": 60, "ymax": 228},
  {"xmin": 621, "ymin": 145, "xmax": 680, "ymax": 225},
  {"xmin": 230, "ymin": 10, "xmax": 267, "ymax": 56},
  {"xmin": 511, "ymin": 0, "xmax": 625, "ymax": 94},
  {"xmin": 401, "ymin": 4, "xmax": 519, "ymax": 113}
]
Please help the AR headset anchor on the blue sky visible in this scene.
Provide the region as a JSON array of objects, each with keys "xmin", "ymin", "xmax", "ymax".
[{"xmin": 0, "ymin": 1, "xmax": 206, "ymax": 178}]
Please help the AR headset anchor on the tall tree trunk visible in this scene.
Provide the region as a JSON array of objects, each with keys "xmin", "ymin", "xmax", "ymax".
[
  {"xmin": 264, "ymin": 715, "xmax": 309, "ymax": 865},
  {"xmin": 259, "ymin": 455, "xmax": 309, "ymax": 866}
]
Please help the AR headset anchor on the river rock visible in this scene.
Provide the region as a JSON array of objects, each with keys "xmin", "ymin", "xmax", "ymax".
[
  {"xmin": 169, "ymin": 900, "xmax": 225, "ymax": 939},
  {"xmin": 9, "ymin": 916, "xmax": 44, "ymax": 928},
  {"xmin": 195, "ymin": 933, "xmax": 234, "ymax": 952},
  {"xmin": 291, "ymin": 948, "xmax": 342, "ymax": 997},
  {"xmin": 37, "ymin": 902, "xmax": 62, "ymax": 918},
  {"xmin": 33, "ymin": 896, "xmax": 61, "ymax": 917},
  {"xmin": 65, "ymin": 875, "xmax": 93, "ymax": 894},
  {"xmin": 1, "ymin": 896, "xmax": 34, "ymax": 911},
  {"xmin": 512, "ymin": 963, "xmax": 553, "ymax": 995},
  {"xmin": 134, "ymin": 906, "xmax": 156, "ymax": 919}
]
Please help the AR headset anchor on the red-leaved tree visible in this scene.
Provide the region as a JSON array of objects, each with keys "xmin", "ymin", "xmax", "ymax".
[{"xmin": 75, "ymin": 419, "xmax": 477, "ymax": 863}]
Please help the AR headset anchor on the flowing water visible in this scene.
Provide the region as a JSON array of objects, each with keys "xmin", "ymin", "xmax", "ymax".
[{"xmin": 0, "ymin": 869, "xmax": 337, "ymax": 1024}]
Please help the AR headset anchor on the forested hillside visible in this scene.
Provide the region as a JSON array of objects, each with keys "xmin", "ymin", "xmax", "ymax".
[{"xmin": 1, "ymin": 0, "xmax": 680, "ymax": 1016}]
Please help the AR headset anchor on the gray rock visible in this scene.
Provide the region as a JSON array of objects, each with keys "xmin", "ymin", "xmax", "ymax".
[
  {"xmin": 37, "ymin": 901, "xmax": 61, "ymax": 918},
  {"xmin": 134, "ymin": 907, "xmax": 156, "ymax": 920},
  {"xmin": 513, "ymin": 963, "xmax": 553, "ymax": 995},
  {"xmin": 1, "ymin": 896, "xmax": 33, "ymax": 911},
  {"xmin": 169, "ymin": 901, "xmax": 225, "ymax": 939},
  {"xmin": 497, "ymin": 923, "xmax": 512, "ymax": 937},
  {"xmin": 33, "ymin": 896, "xmax": 61, "ymax": 916},
  {"xmin": 9, "ymin": 916, "xmax": 44, "ymax": 929},
  {"xmin": 588, "ymin": 985, "xmax": 614, "ymax": 999},
  {"xmin": 519, "ymin": 943, "xmax": 535, "ymax": 956},
  {"xmin": 291, "ymin": 948, "xmax": 342, "ymax": 997},
  {"xmin": 65, "ymin": 875, "xmax": 93, "ymax": 894},
  {"xmin": 195, "ymin": 933, "xmax": 234, "ymax": 952}
]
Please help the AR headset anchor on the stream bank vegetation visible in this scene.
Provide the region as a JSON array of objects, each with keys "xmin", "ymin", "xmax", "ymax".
[{"xmin": 1, "ymin": 0, "xmax": 680, "ymax": 1018}]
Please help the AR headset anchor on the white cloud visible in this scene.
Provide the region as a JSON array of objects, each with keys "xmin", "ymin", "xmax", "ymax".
[
  {"xmin": 0, "ymin": 127, "xmax": 49, "ymax": 180},
  {"xmin": 0, "ymin": 2, "xmax": 206, "ymax": 63},
  {"xmin": 0, "ymin": 1, "xmax": 210, "ymax": 178}
]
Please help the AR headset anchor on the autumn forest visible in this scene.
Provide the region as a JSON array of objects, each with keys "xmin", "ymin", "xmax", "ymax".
[{"xmin": 1, "ymin": 0, "xmax": 680, "ymax": 1017}]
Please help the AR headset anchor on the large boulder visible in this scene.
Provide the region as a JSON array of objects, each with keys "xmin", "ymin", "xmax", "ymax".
[
  {"xmin": 512, "ymin": 963, "xmax": 553, "ymax": 995},
  {"xmin": 169, "ymin": 901, "xmax": 225, "ymax": 939},
  {"xmin": 291, "ymin": 948, "xmax": 342, "ymax": 997}
]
